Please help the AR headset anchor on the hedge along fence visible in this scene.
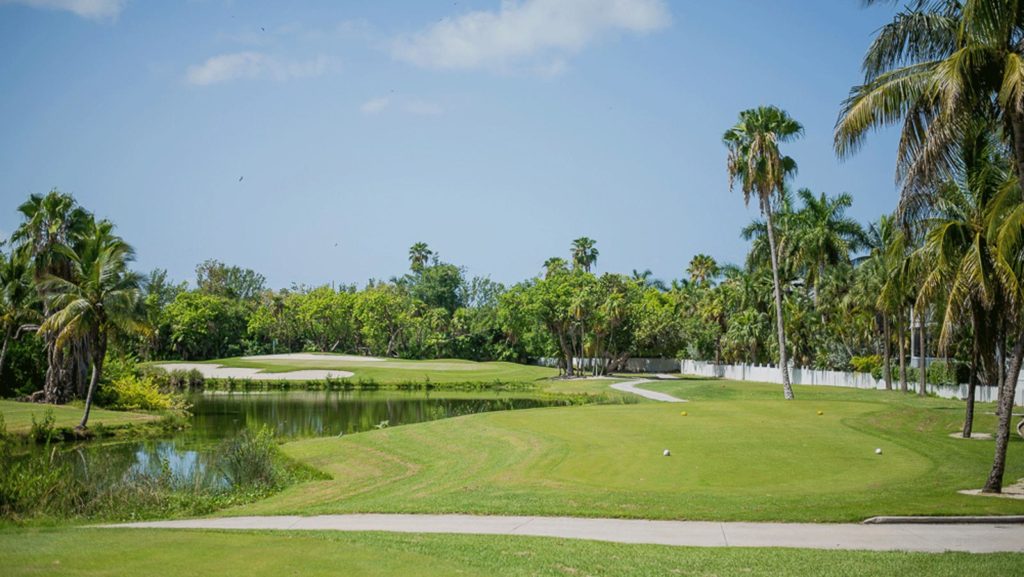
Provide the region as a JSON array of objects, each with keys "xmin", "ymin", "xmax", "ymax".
[
  {"xmin": 680, "ymin": 360, "xmax": 1024, "ymax": 406},
  {"xmin": 532, "ymin": 357, "xmax": 683, "ymax": 374}
]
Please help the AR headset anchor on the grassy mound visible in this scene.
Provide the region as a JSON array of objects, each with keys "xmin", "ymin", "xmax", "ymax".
[{"xmin": 228, "ymin": 379, "xmax": 1024, "ymax": 522}]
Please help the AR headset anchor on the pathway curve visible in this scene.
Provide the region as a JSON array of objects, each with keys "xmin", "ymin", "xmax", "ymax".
[
  {"xmin": 610, "ymin": 378, "xmax": 687, "ymax": 403},
  {"xmin": 103, "ymin": 514, "xmax": 1024, "ymax": 553}
]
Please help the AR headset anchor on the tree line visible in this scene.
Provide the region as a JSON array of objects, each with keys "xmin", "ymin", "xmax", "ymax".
[{"xmin": 0, "ymin": 0, "xmax": 1022, "ymax": 492}]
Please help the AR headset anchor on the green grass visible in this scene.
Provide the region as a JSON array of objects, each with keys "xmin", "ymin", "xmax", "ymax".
[
  {"xmin": 2, "ymin": 528, "xmax": 1022, "ymax": 577},
  {"xmin": 0, "ymin": 399, "xmax": 157, "ymax": 435},
  {"xmin": 226, "ymin": 378, "xmax": 1024, "ymax": 522},
  {"xmin": 179, "ymin": 355, "xmax": 559, "ymax": 385}
]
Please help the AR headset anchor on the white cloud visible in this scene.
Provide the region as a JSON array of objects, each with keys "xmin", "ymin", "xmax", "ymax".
[
  {"xmin": 185, "ymin": 52, "xmax": 331, "ymax": 86},
  {"xmin": 1, "ymin": 0, "xmax": 125, "ymax": 20},
  {"xmin": 391, "ymin": 0, "xmax": 670, "ymax": 73},
  {"xmin": 360, "ymin": 97, "xmax": 390, "ymax": 114}
]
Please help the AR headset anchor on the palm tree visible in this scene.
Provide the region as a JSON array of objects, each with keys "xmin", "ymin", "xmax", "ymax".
[
  {"xmin": 12, "ymin": 190, "xmax": 92, "ymax": 403},
  {"xmin": 0, "ymin": 249, "xmax": 38, "ymax": 378},
  {"xmin": 408, "ymin": 242, "xmax": 433, "ymax": 273},
  {"xmin": 724, "ymin": 106, "xmax": 804, "ymax": 400},
  {"xmin": 790, "ymin": 189, "xmax": 866, "ymax": 295},
  {"xmin": 835, "ymin": 1, "xmax": 1024, "ymax": 200},
  {"xmin": 858, "ymin": 216, "xmax": 900, "ymax": 390},
  {"xmin": 570, "ymin": 237, "xmax": 599, "ymax": 272},
  {"xmin": 631, "ymin": 269, "xmax": 667, "ymax": 291},
  {"xmin": 912, "ymin": 124, "xmax": 1010, "ymax": 435},
  {"xmin": 39, "ymin": 220, "xmax": 144, "ymax": 429},
  {"xmin": 687, "ymin": 254, "xmax": 719, "ymax": 285}
]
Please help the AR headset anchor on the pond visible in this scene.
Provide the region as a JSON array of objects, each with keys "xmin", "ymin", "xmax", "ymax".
[{"xmin": 56, "ymin": 390, "xmax": 574, "ymax": 489}]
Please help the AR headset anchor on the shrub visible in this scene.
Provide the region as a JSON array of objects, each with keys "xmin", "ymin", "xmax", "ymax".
[
  {"xmin": 106, "ymin": 375, "xmax": 174, "ymax": 411},
  {"xmin": 850, "ymin": 355, "xmax": 883, "ymax": 378},
  {"xmin": 29, "ymin": 409, "xmax": 56, "ymax": 443},
  {"xmin": 0, "ymin": 446, "xmax": 80, "ymax": 520},
  {"xmin": 217, "ymin": 426, "xmax": 280, "ymax": 489}
]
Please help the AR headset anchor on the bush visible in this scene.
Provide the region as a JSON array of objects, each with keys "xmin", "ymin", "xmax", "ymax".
[
  {"xmin": 0, "ymin": 445, "xmax": 80, "ymax": 520},
  {"xmin": 217, "ymin": 426, "xmax": 280, "ymax": 489},
  {"xmin": 105, "ymin": 375, "xmax": 174, "ymax": 411},
  {"xmin": 850, "ymin": 355, "xmax": 883, "ymax": 378},
  {"xmin": 29, "ymin": 409, "xmax": 56, "ymax": 443}
]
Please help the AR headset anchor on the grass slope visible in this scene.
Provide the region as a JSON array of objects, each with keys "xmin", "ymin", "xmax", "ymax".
[
  {"xmin": 230, "ymin": 378, "xmax": 1024, "ymax": 522},
  {"xmin": 198, "ymin": 355, "xmax": 558, "ymax": 385},
  {"xmin": 0, "ymin": 400, "xmax": 157, "ymax": 434},
  {"xmin": 2, "ymin": 528, "xmax": 1022, "ymax": 577}
]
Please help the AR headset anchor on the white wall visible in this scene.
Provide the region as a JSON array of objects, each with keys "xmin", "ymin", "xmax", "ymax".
[{"xmin": 679, "ymin": 360, "xmax": 1024, "ymax": 406}]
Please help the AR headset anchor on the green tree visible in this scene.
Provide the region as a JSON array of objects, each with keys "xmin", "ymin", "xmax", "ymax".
[
  {"xmin": 570, "ymin": 237, "xmax": 599, "ymax": 273},
  {"xmin": 790, "ymin": 189, "xmax": 866, "ymax": 294},
  {"xmin": 408, "ymin": 242, "xmax": 433, "ymax": 274},
  {"xmin": 195, "ymin": 259, "xmax": 266, "ymax": 301},
  {"xmin": 687, "ymin": 254, "xmax": 719, "ymax": 285},
  {"xmin": 0, "ymin": 249, "xmax": 39, "ymax": 379},
  {"xmin": 724, "ymin": 106, "xmax": 804, "ymax": 400},
  {"xmin": 11, "ymin": 189, "xmax": 92, "ymax": 403},
  {"xmin": 164, "ymin": 292, "xmax": 248, "ymax": 360},
  {"xmin": 913, "ymin": 124, "xmax": 1010, "ymax": 437},
  {"xmin": 38, "ymin": 220, "xmax": 144, "ymax": 429}
]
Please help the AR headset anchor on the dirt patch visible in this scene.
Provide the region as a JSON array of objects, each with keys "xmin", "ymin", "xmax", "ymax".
[
  {"xmin": 948, "ymin": 432, "xmax": 993, "ymax": 440},
  {"xmin": 959, "ymin": 478, "xmax": 1024, "ymax": 500}
]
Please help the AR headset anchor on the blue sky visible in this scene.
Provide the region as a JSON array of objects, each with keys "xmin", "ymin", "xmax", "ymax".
[{"xmin": 0, "ymin": 0, "xmax": 900, "ymax": 289}]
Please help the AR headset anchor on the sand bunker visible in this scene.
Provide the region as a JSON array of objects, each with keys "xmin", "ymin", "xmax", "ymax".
[{"xmin": 156, "ymin": 363, "xmax": 354, "ymax": 381}]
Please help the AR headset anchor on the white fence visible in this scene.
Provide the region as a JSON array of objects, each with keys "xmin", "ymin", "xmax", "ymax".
[
  {"xmin": 680, "ymin": 359, "xmax": 1024, "ymax": 406},
  {"xmin": 533, "ymin": 357, "xmax": 682, "ymax": 374}
]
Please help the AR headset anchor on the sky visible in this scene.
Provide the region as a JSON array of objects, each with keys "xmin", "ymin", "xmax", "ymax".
[{"xmin": 0, "ymin": 0, "xmax": 902, "ymax": 289}]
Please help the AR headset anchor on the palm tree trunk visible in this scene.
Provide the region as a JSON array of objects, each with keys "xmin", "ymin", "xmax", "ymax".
[
  {"xmin": 0, "ymin": 326, "xmax": 12, "ymax": 379},
  {"xmin": 963, "ymin": 337, "xmax": 978, "ymax": 438},
  {"xmin": 78, "ymin": 344, "xmax": 105, "ymax": 430},
  {"xmin": 897, "ymin": 315, "xmax": 908, "ymax": 393},
  {"xmin": 762, "ymin": 198, "xmax": 793, "ymax": 399},
  {"xmin": 881, "ymin": 314, "xmax": 892, "ymax": 391},
  {"xmin": 1008, "ymin": 110, "xmax": 1024, "ymax": 203},
  {"xmin": 983, "ymin": 329, "xmax": 1024, "ymax": 493},
  {"xmin": 918, "ymin": 309, "xmax": 927, "ymax": 397}
]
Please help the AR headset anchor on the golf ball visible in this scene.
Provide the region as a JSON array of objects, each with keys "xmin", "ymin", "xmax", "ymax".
[
  {"xmin": 663, "ymin": 449, "xmax": 671, "ymax": 457},
  {"xmin": 875, "ymin": 448, "xmax": 882, "ymax": 455}
]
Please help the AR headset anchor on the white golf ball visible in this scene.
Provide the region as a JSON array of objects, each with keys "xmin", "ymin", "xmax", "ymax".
[
  {"xmin": 663, "ymin": 449, "xmax": 671, "ymax": 457},
  {"xmin": 875, "ymin": 448, "xmax": 882, "ymax": 455}
]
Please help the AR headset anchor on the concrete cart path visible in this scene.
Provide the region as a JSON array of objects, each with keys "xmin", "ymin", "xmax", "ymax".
[
  {"xmin": 102, "ymin": 514, "xmax": 1024, "ymax": 553},
  {"xmin": 610, "ymin": 379, "xmax": 687, "ymax": 403}
]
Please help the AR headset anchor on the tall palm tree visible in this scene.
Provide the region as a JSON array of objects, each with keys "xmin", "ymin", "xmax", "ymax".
[
  {"xmin": 837, "ymin": 2, "xmax": 1024, "ymax": 491},
  {"xmin": 836, "ymin": 1, "xmax": 1024, "ymax": 200},
  {"xmin": 12, "ymin": 190, "xmax": 92, "ymax": 403},
  {"xmin": 0, "ymin": 249, "xmax": 39, "ymax": 378},
  {"xmin": 570, "ymin": 237, "xmax": 599, "ymax": 272},
  {"xmin": 858, "ymin": 215, "xmax": 901, "ymax": 390},
  {"xmin": 912, "ymin": 123, "xmax": 1010, "ymax": 435},
  {"xmin": 39, "ymin": 220, "xmax": 144, "ymax": 429},
  {"xmin": 408, "ymin": 242, "xmax": 433, "ymax": 274},
  {"xmin": 687, "ymin": 254, "xmax": 719, "ymax": 285},
  {"xmin": 790, "ymin": 189, "xmax": 867, "ymax": 294},
  {"xmin": 724, "ymin": 106, "xmax": 804, "ymax": 400}
]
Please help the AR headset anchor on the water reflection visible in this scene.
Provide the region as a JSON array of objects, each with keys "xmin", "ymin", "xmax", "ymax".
[{"xmin": 60, "ymin": 390, "xmax": 570, "ymax": 488}]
